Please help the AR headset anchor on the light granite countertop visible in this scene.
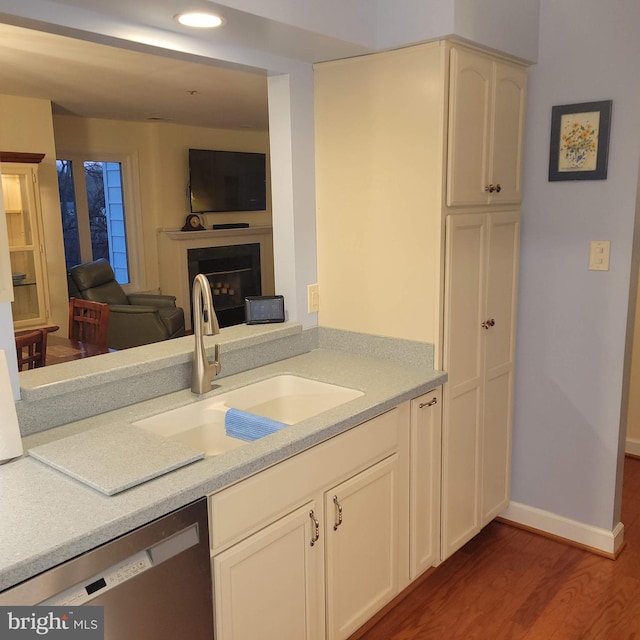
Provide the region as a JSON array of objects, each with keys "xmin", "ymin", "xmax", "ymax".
[{"xmin": 0, "ymin": 328, "xmax": 446, "ymax": 593}]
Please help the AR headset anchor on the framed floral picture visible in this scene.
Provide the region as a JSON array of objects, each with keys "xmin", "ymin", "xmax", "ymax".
[{"xmin": 548, "ymin": 100, "xmax": 612, "ymax": 181}]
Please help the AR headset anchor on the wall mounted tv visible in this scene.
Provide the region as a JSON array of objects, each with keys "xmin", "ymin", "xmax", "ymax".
[{"xmin": 189, "ymin": 148, "xmax": 267, "ymax": 213}]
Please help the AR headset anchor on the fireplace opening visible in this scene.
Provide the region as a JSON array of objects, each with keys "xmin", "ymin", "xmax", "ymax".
[{"xmin": 188, "ymin": 243, "xmax": 261, "ymax": 328}]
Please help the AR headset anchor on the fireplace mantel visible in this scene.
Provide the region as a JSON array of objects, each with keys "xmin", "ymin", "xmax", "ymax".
[
  {"xmin": 158, "ymin": 225, "xmax": 275, "ymax": 328},
  {"xmin": 162, "ymin": 224, "xmax": 273, "ymax": 242}
]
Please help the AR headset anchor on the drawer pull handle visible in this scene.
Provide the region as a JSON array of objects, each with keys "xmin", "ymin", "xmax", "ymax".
[
  {"xmin": 309, "ymin": 510, "xmax": 320, "ymax": 546},
  {"xmin": 419, "ymin": 397, "xmax": 438, "ymax": 408},
  {"xmin": 333, "ymin": 495, "xmax": 343, "ymax": 531}
]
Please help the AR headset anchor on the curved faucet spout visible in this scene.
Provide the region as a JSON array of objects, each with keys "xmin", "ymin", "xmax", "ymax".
[{"xmin": 191, "ymin": 274, "xmax": 221, "ymax": 394}]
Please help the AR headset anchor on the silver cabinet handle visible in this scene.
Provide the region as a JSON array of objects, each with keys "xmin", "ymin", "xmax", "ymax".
[
  {"xmin": 419, "ymin": 397, "xmax": 438, "ymax": 408},
  {"xmin": 481, "ymin": 318, "xmax": 496, "ymax": 330},
  {"xmin": 333, "ymin": 495, "xmax": 343, "ymax": 531},
  {"xmin": 309, "ymin": 510, "xmax": 320, "ymax": 546}
]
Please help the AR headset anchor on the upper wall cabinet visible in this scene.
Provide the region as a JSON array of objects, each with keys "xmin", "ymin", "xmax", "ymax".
[{"xmin": 446, "ymin": 47, "xmax": 527, "ymax": 207}]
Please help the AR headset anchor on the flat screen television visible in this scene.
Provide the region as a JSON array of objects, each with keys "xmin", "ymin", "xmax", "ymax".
[{"xmin": 189, "ymin": 148, "xmax": 267, "ymax": 213}]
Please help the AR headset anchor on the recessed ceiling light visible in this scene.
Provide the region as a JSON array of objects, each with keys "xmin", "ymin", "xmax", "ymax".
[{"xmin": 176, "ymin": 12, "xmax": 224, "ymax": 28}]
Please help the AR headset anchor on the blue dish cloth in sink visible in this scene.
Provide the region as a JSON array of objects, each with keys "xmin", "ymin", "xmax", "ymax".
[{"xmin": 225, "ymin": 408, "xmax": 288, "ymax": 441}]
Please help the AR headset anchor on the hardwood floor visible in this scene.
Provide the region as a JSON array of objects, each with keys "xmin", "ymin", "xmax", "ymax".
[{"xmin": 357, "ymin": 456, "xmax": 640, "ymax": 640}]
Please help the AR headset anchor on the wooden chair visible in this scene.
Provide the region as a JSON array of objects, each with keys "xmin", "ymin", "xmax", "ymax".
[
  {"xmin": 15, "ymin": 329, "xmax": 47, "ymax": 370},
  {"xmin": 68, "ymin": 298, "xmax": 110, "ymax": 347}
]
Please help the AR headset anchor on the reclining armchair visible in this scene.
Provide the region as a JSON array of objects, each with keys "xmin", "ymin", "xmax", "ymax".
[{"xmin": 68, "ymin": 259, "xmax": 185, "ymax": 350}]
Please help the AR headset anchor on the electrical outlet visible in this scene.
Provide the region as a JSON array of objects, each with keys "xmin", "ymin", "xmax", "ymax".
[
  {"xmin": 307, "ymin": 284, "xmax": 319, "ymax": 313},
  {"xmin": 589, "ymin": 240, "xmax": 611, "ymax": 271}
]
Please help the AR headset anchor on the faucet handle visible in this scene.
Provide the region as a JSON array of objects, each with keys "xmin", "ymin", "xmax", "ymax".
[{"xmin": 213, "ymin": 343, "xmax": 222, "ymax": 375}]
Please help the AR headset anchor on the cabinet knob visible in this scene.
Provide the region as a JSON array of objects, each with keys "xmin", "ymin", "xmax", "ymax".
[
  {"xmin": 309, "ymin": 510, "xmax": 320, "ymax": 546},
  {"xmin": 495, "ymin": 183, "xmax": 502, "ymax": 193},
  {"xmin": 419, "ymin": 397, "xmax": 438, "ymax": 408},
  {"xmin": 485, "ymin": 184, "xmax": 496, "ymax": 193},
  {"xmin": 481, "ymin": 318, "xmax": 496, "ymax": 330}
]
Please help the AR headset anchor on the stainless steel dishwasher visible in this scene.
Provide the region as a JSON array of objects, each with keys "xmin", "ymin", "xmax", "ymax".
[{"xmin": 0, "ymin": 498, "xmax": 214, "ymax": 639}]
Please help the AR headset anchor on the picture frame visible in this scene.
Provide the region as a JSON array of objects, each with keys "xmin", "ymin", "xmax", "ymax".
[{"xmin": 548, "ymin": 100, "xmax": 612, "ymax": 181}]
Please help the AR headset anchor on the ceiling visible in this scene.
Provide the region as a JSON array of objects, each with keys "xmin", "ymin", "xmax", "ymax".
[{"xmin": 0, "ymin": 22, "xmax": 271, "ymax": 131}]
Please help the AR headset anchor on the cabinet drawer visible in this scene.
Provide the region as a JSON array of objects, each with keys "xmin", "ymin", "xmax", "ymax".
[{"xmin": 209, "ymin": 408, "xmax": 401, "ymax": 552}]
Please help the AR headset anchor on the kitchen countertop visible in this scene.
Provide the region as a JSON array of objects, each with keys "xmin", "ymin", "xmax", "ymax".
[{"xmin": 0, "ymin": 332, "xmax": 445, "ymax": 593}]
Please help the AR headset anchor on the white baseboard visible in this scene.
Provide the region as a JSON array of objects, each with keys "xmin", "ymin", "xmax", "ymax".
[
  {"xmin": 626, "ymin": 438, "xmax": 640, "ymax": 457},
  {"xmin": 500, "ymin": 501, "xmax": 624, "ymax": 557}
]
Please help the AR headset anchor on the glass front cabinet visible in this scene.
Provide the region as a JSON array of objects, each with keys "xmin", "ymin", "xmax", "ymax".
[{"xmin": 1, "ymin": 156, "xmax": 51, "ymax": 329}]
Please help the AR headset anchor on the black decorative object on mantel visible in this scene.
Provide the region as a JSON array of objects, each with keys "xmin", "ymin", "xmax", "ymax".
[
  {"xmin": 212, "ymin": 223, "xmax": 250, "ymax": 230},
  {"xmin": 181, "ymin": 214, "xmax": 206, "ymax": 231}
]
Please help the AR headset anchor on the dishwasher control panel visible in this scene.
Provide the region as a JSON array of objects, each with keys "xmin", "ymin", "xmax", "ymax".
[
  {"xmin": 41, "ymin": 550, "xmax": 152, "ymax": 606},
  {"xmin": 39, "ymin": 521, "xmax": 199, "ymax": 606}
]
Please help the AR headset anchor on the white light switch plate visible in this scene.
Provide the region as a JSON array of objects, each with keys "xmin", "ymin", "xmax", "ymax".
[{"xmin": 589, "ymin": 240, "xmax": 610, "ymax": 271}]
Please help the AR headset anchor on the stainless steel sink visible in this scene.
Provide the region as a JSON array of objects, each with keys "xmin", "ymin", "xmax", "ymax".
[{"xmin": 133, "ymin": 375, "xmax": 364, "ymax": 456}]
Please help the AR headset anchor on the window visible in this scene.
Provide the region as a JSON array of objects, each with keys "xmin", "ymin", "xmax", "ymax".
[{"xmin": 57, "ymin": 154, "xmax": 140, "ymax": 287}]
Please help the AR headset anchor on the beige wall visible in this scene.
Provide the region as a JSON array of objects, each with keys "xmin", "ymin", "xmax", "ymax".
[
  {"xmin": 0, "ymin": 95, "xmax": 68, "ymax": 334},
  {"xmin": 52, "ymin": 115, "xmax": 270, "ymax": 298},
  {"xmin": 314, "ymin": 43, "xmax": 446, "ymax": 346}
]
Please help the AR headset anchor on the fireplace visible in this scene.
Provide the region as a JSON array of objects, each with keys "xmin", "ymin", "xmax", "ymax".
[{"xmin": 188, "ymin": 243, "xmax": 262, "ymax": 328}]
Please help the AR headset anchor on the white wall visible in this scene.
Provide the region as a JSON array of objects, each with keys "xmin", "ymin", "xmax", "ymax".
[
  {"xmin": 453, "ymin": 0, "xmax": 539, "ymax": 62},
  {"xmin": 212, "ymin": 0, "xmax": 379, "ymax": 49},
  {"xmin": 217, "ymin": 0, "xmax": 540, "ymax": 62},
  {"xmin": 513, "ymin": 0, "xmax": 640, "ymax": 531}
]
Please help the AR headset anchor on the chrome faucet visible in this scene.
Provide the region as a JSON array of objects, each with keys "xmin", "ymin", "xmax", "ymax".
[{"xmin": 191, "ymin": 273, "xmax": 221, "ymax": 394}]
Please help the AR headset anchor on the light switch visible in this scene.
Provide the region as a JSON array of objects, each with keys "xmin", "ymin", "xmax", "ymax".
[{"xmin": 589, "ymin": 240, "xmax": 610, "ymax": 271}]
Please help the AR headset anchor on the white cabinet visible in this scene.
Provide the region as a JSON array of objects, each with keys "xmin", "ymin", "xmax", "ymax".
[
  {"xmin": 409, "ymin": 389, "xmax": 442, "ymax": 579},
  {"xmin": 325, "ymin": 455, "xmax": 399, "ymax": 639},
  {"xmin": 2, "ymin": 160, "xmax": 51, "ymax": 328},
  {"xmin": 209, "ymin": 406, "xmax": 411, "ymax": 640},
  {"xmin": 213, "ymin": 501, "xmax": 323, "ymax": 640},
  {"xmin": 314, "ymin": 35, "xmax": 525, "ymax": 567},
  {"xmin": 441, "ymin": 212, "xmax": 519, "ymax": 559},
  {"xmin": 446, "ymin": 47, "xmax": 527, "ymax": 207}
]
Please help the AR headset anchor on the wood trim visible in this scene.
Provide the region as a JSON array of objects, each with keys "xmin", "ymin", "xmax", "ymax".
[
  {"xmin": 0, "ymin": 152, "xmax": 45, "ymax": 164},
  {"xmin": 495, "ymin": 516, "xmax": 626, "ymax": 560},
  {"xmin": 625, "ymin": 444, "xmax": 640, "ymax": 459}
]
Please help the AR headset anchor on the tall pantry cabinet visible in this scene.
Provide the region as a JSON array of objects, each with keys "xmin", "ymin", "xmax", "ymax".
[{"xmin": 314, "ymin": 40, "xmax": 527, "ymax": 563}]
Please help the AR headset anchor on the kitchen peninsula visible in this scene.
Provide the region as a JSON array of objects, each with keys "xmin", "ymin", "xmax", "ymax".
[{"xmin": 1, "ymin": 322, "xmax": 445, "ymax": 601}]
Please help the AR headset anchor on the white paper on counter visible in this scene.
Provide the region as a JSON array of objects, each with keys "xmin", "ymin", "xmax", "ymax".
[{"xmin": 0, "ymin": 349, "xmax": 23, "ymax": 463}]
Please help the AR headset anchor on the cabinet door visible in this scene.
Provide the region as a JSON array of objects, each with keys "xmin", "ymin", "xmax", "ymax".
[
  {"xmin": 410, "ymin": 389, "xmax": 442, "ymax": 579},
  {"xmin": 481, "ymin": 212, "xmax": 519, "ymax": 523},
  {"xmin": 446, "ymin": 48, "xmax": 493, "ymax": 206},
  {"xmin": 325, "ymin": 455, "xmax": 399, "ymax": 640},
  {"xmin": 441, "ymin": 214, "xmax": 486, "ymax": 559},
  {"xmin": 447, "ymin": 48, "xmax": 527, "ymax": 208},
  {"xmin": 489, "ymin": 63, "xmax": 527, "ymax": 204},
  {"xmin": 213, "ymin": 502, "xmax": 323, "ymax": 640},
  {"xmin": 442, "ymin": 212, "xmax": 520, "ymax": 559}
]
